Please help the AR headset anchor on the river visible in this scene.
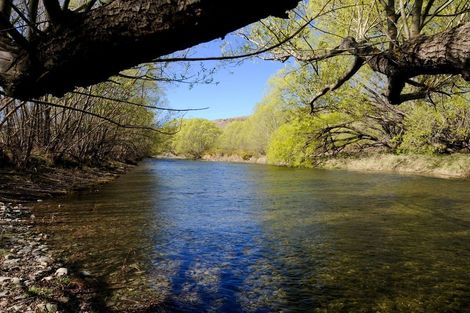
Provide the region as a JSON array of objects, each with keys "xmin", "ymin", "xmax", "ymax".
[{"xmin": 33, "ymin": 159, "xmax": 470, "ymax": 312}]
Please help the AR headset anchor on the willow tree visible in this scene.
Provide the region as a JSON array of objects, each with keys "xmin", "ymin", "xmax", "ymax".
[
  {"xmin": 247, "ymin": 0, "xmax": 469, "ymax": 106},
  {"xmin": 0, "ymin": 0, "xmax": 300, "ymax": 99}
]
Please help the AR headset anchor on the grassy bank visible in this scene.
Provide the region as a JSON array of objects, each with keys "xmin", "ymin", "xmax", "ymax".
[
  {"xmin": 320, "ymin": 154, "xmax": 470, "ymax": 179},
  {"xmin": 202, "ymin": 154, "xmax": 267, "ymax": 164},
  {"xmin": 162, "ymin": 153, "xmax": 470, "ymax": 180},
  {"xmin": 155, "ymin": 153, "xmax": 268, "ymax": 165}
]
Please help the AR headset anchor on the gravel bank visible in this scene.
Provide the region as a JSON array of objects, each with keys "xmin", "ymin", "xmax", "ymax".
[{"xmin": 1, "ymin": 203, "xmax": 100, "ymax": 313}]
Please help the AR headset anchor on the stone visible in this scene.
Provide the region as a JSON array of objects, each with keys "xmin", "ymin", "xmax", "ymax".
[
  {"xmin": 29, "ymin": 270, "xmax": 45, "ymax": 281},
  {"xmin": 3, "ymin": 259, "xmax": 19, "ymax": 268},
  {"xmin": 36, "ymin": 303, "xmax": 46, "ymax": 312},
  {"xmin": 55, "ymin": 268, "xmax": 68, "ymax": 277},
  {"xmin": 37, "ymin": 256, "xmax": 53, "ymax": 266},
  {"xmin": 0, "ymin": 277, "xmax": 10, "ymax": 284},
  {"xmin": 45, "ymin": 303, "xmax": 58, "ymax": 312},
  {"xmin": 80, "ymin": 270, "xmax": 92, "ymax": 277},
  {"xmin": 11, "ymin": 278, "xmax": 21, "ymax": 286}
]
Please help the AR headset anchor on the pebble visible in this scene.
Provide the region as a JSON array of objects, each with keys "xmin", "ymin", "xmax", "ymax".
[
  {"xmin": 3, "ymin": 258, "xmax": 19, "ymax": 268},
  {"xmin": 55, "ymin": 267, "xmax": 68, "ymax": 277},
  {"xmin": 80, "ymin": 270, "xmax": 92, "ymax": 277},
  {"xmin": 46, "ymin": 302, "xmax": 58, "ymax": 312},
  {"xmin": 36, "ymin": 303, "xmax": 46, "ymax": 311},
  {"xmin": 11, "ymin": 277, "xmax": 21, "ymax": 286},
  {"xmin": 4, "ymin": 254, "xmax": 16, "ymax": 260},
  {"xmin": 42, "ymin": 276, "xmax": 53, "ymax": 282},
  {"xmin": 37, "ymin": 256, "xmax": 53, "ymax": 266}
]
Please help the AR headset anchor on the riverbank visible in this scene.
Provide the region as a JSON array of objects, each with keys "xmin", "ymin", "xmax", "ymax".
[
  {"xmin": 0, "ymin": 162, "xmax": 130, "ymax": 203},
  {"xmin": 159, "ymin": 153, "xmax": 470, "ymax": 179},
  {"xmin": 0, "ymin": 203, "xmax": 104, "ymax": 313},
  {"xmin": 321, "ymin": 153, "xmax": 470, "ymax": 179},
  {"xmin": 202, "ymin": 154, "xmax": 267, "ymax": 164},
  {"xmin": 0, "ymin": 162, "xmax": 136, "ymax": 312}
]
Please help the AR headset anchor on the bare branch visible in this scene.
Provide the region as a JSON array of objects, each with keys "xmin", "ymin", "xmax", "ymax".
[
  {"xmin": 154, "ymin": 17, "xmax": 314, "ymax": 63},
  {"xmin": 28, "ymin": 0, "xmax": 39, "ymax": 39},
  {"xmin": 26, "ymin": 98, "xmax": 172, "ymax": 133},
  {"xmin": 0, "ymin": 14, "xmax": 30, "ymax": 49},
  {"xmin": 70, "ymin": 90, "xmax": 209, "ymax": 112},
  {"xmin": 411, "ymin": 0, "xmax": 423, "ymax": 37},
  {"xmin": 309, "ymin": 56, "xmax": 364, "ymax": 113},
  {"xmin": 43, "ymin": 0, "xmax": 63, "ymax": 22},
  {"xmin": 63, "ymin": 0, "xmax": 71, "ymax": 10}
]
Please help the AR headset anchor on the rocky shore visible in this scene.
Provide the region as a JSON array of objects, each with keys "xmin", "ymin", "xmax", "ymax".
[{"xmin": 1, "ymin": 203, "xmax": 102, "ymax": 313}]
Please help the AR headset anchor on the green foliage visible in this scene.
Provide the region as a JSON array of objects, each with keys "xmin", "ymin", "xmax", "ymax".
[
  {"xmin": 162, "ymin": 0, "xmax": 469, "ymax": 165},
  {"xmin": 400, "ymin": 96, "xmax": 470, "ymax": 155},
  {"xmin": 235, "ymin": 0, "xmax": 469, "ymax": 166},
  {"xmin": 214, "ymin": 74, "xmax": 292, "ymax": 157},
  {"xmin": 216, "ymin": 120, "xmax": 249, "ymax": 155},
  {"xmin": 267, "ymin": 112, "xmax": 349, "ymax": 167},
  {"xmin": 267, "ymin": 118, "xmax": 313, "ymax": 167},
  {"xmin": 244, "ymin": 100, "xmax": 289, "ymax": 155},
  {"xmin": 172, "ymin": 118, "xmax": 221, "ymax": 158}
]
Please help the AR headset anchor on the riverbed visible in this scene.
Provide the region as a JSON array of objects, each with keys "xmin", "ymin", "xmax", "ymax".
[{"xmin": 33, "ymin": 159, "xmax": 470, "ymax": 312}]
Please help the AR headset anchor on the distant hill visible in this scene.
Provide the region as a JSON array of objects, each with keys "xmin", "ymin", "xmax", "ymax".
[{"xmin": 213, "ymin": 116, "xmax": 248, "ymax": 128}]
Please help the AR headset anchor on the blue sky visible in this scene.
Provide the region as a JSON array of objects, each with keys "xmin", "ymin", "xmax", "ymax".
[{"xmin": 163, "ymin": 38, "xmax": 285, "ymax": 120}]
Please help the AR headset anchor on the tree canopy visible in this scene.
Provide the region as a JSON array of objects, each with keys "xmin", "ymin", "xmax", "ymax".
[{"xmin": 246, "ymin": 0, "xmax": 469, "ymax": 106}]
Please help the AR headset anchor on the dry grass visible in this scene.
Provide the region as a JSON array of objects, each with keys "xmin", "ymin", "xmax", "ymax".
[{"xmin": 321, "ymin": 154, "xmax": 470, "ymax": 179}]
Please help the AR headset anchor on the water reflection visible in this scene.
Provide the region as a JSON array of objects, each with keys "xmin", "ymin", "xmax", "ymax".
[{"xmin": 34, "ymin": 159, "xmax": 470, "ymax": 312}]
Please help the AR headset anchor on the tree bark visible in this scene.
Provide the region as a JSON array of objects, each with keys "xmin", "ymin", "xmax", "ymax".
[
  {"xmin": 344, "ymin": 22, "xmax": 470, "ymax": 104},
  {"xmin": 0, "ymin": 0, "xmax": 300, "ymax": 99}
]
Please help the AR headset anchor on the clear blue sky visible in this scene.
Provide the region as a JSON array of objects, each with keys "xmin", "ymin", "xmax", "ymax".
[{"xmin": 163, "ymin": 38, "xmax": 285, "ymax": 120}]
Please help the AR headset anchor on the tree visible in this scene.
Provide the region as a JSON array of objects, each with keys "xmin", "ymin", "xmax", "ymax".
[
  {"xmin": 0, "ymin": 76, "xmax": 163, "ymax": 168},
  {"xmin": 216, "ymin": 120, "xmax": 249, "ymax": 155},
  {"xmin": 247, "ymin": 0, "xmax": 469, "ymax": 106},
  {"xmin": 171, "ymin": 118, "xmax": 221, "ymax": 158},
  {"xmin": 0, "ymin": 0, "xmax": 300, "ymax": 99}
]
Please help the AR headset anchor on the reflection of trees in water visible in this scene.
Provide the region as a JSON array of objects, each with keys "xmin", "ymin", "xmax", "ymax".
[
  {"xmin": 258, "ymin": 174, "xmax": 470, "ymax": 312},
  {"xmin": 35, "ymin": 161, "xmax": 470, "ymax": 312}
]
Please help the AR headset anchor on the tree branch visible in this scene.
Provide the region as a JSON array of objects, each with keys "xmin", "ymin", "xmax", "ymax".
[
  {"xmin": 26, "ymin": 98, "xmax": 172, "ymax": 133},
  {"xmin": 43, "ymin": 0, "xmax": 63, "ymax": 22},
  {"xmin": 0, "ymin": 0, "xmax": 301, "ymax": 98},
  {"xmin": 309, "ymin": 56, "xmax": 364, "ymax": 112},
  {"xmin": 28, "ymin": 0, "xmax": 39, "ymax": 39},
  {"xmin": 70, "ymin": 90, "xmax": 209, "ymax": 112}
]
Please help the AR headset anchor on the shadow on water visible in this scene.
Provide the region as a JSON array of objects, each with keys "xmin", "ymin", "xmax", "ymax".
[{"xmin": 33, "ymin": 159, "xmax": 470, "ymax": 312}]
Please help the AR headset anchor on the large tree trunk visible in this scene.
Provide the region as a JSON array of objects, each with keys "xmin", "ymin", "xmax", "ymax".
[
  {"xmin": 0, "ymin": 0, "xmax": 300, "ymax": 99},
  {"xmin": 367, "ymin": 22, "xmax": 470, "ymax": 103},
  {"xmin": 336, "ymin": 22, "xmax": 470, "ymax": 104}
]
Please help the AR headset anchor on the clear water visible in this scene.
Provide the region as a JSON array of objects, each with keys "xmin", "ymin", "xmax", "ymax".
[{"xmin": 34, "ymin": 159, "xmax": 470, "ymax": 312}]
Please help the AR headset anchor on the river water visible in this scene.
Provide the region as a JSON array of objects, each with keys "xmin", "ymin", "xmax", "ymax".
[{"xmin": 34, "ymin": 159, "xmax": 470, "ymax": 312}]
